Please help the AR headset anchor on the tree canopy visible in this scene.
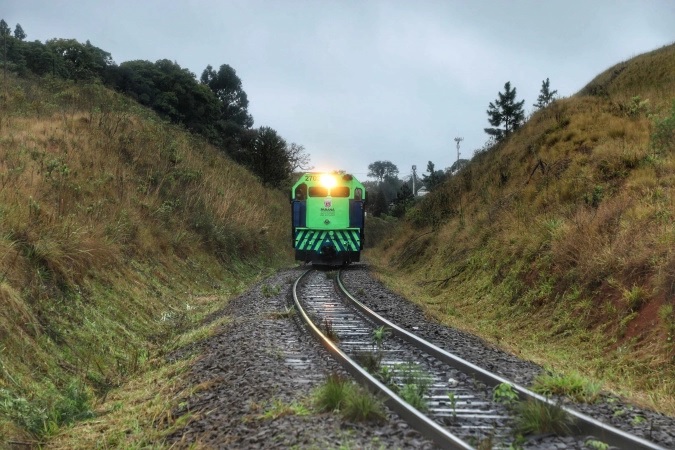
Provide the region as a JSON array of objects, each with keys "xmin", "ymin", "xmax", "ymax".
[
  {"xmin": 0, "ymin": 19, "xmax": 308, "ymax": 191},
  {"xmin": 368, "ymin": 160, "xmax": 399, "ymax": 182},
  {"xmin": 200, "ymin": 64, "xmax": 254, "ymax": 129},
  {"xmin": 421, "ymin": 160, "xmax": 446, "ymax": 191},
  {"xmin": 13, "ymin": 23, "xmax": 26, "ymax": 40}
]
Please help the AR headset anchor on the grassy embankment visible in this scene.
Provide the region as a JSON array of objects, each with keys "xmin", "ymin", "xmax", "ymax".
[
  {"xmin": 0, "ymin": 75, "xmax": 292, "ymax": 447},
  {"xmin": 368, "ymin": 43, "xmax": 675, "ymax": 414}
]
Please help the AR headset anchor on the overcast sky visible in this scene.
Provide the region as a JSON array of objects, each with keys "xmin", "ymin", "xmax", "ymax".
[{"xmin": 4, "ymin": 1, "xmax": 675, "ymax": 180}]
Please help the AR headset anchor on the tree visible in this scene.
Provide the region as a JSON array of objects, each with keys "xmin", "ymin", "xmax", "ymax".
[
  {"xmin": 1, "ymin": 20, "xmax": 9, "ymax": 83},
  {"xmin": 367, "ymin": 160, "xmax": 399, "ymax": 182},
  {"xmin": 533, "ymin": 78, "xmax": 557, "ymax": 109},
  {"xmin": 244, "ymin": 126, "xmax": 292, "ymax": 188},
  {"xmin": 13, "ymin": 23, "xmax": 26, "ymax": 40},
  {"xmin": 200, "ymin": 64, "xmax": 254, "ymax": 129},
  {"xmin": 370, "ymin": 189, "xmax": 389, "ymax": 217},
  {"xmin": 421, "ymin": 160, "xmax": 445, "ymax": 191},
  {"xmin": 391, "ymin": 182, "xmax": 414, "ymax": 218},
  {"xmin": 287, "ymin": 142, "xmax": 312, "ymax": 172},
  {"xmin": 484, "ymin": 81, "xmax": 525, "ymax": 140},
  {"xmin": 45, "ymin": 38, "xmax": 113, "ymax": 80},
  {"xmin": 0, "ymin": 20, "xmax": 9, "ymax": 37}
]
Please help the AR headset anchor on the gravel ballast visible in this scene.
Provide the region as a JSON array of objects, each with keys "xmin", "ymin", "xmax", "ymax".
[{"xmin": 169, "ymin": 264, "xmax": 675, "ymax": 449}]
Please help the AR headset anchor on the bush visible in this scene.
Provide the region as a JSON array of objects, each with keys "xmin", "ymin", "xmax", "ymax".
[
  {"xmin": 651, "ymin": 100, "xmax": 675, "ymax": 155},
  {"xmin": 0, "ymin": 379, "xmax": 93, "ymax": 438}
]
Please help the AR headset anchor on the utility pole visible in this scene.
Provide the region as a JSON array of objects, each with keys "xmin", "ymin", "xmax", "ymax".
[
  {"xmin": 411, "ymin": 165, "xmax": 417, "ymax": 196},
  {"xmin": 454, "ymin": 137, "xmax": 463, "ymax": 163}
]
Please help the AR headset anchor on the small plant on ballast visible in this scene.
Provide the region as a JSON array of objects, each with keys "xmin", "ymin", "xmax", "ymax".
[
  {"xmin": 395, "ymin": 362, "xmax": 431, "ymax": 412},
  {"xmin": 372, "ymin": 325, "xmax": 390, "ymax": 348},
  {"xmin": 313, "ymin": 373, "xmax": 385, "ymax": 422},
  {"xmin": 377, "ymin": 365, "xmax": 394, "ymax": 385},
  {"xmin": 493, "ymin": 382, "xmax": 519, "ymax": 406},
  {"xmin": 585, "ymin": 439, "xmax": 609, "ymax": 450},
  {"xmin": 260, "ymin": 398, "xmax": 310, "ymax": 419},
  {"xmin": 515, "ymin": 399, "xmax": 576, "ymax": 436},
  {"xmin": 268, "ymin": 305, "xmax": 295, "ymax": 319},
  {"xmin": 531, "ymin": 371, "xmax": 601, "ymax": 403},
  {"xmin": 314, "ymin": 373, "xmax": 350, "ymax": 412},
  {"xmin": 342, "ymin": 386, "xmax": 386, "ymax": 423},
  {"xmin": 322, "ymin": 318, "xmax": 339, "ymax": 342},
  {"xmin": 261, "ymin": 284, "xmax": 281, "ymax": 298},
  {"xmin": 447, "ymin": 391, "xmax": 458, "ymax": 421},
  {"xmin": 354, "ymin": 350, "xmax": 382, "ymax": 373}
]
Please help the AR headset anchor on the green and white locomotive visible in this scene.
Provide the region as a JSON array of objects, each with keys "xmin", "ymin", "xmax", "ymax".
[{"xmin": 291, "ymin": 172, "xmax": 366, "ymax": 265}]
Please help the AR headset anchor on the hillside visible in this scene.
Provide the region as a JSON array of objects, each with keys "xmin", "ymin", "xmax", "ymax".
[
  {"xmin": 370, "ymin": 43, "xmax": 675, "ymax": 414},
  {"xmin": 0, "ymin": 74, "xmax": 292, "ymax": 444}
]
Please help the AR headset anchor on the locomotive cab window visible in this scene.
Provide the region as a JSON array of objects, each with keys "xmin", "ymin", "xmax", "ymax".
[
  {"xmin": 330, "ymin": 187, "xmax": 350, "ymax": 197},
  {"xmin": 308, "ymin": 186, "xmax": 328, "ymax": 197},
  {"xmin": 354, "ymin": 188, "xmax": 362, "ymax": 200},
  {"xmin": 295, "ymin": 183, "xmax": 307, "ymax": 201}
]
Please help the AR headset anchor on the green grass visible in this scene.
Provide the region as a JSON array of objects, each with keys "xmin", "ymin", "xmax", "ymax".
[
  {"xmin": 314, "ymin": 374, "xmax": 351, "ymax": 412},
  {"xmin": 341, "ymin": 388, "xmax": 385, "ymax": 423},
  {"xmin": 392, "ymin": 363, "xmax": 431, "ymax": 412},
  {"xmin": 313, "ymin": 374, "xmax": 385, "ymax": 423},
  {"xmin": 515, "ymin": 399, "xmax": 576, "ymax": 436},
  {"xmin": 532, "ymin": 371, "xmax": 602, "ymax": 404},
  {"xmin": 260, "ymin": 398, "xmax": 311, "ymax": 420}
]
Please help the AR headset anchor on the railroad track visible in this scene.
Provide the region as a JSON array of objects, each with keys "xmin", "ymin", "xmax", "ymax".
[{"xmin": 292, "ymin": 268, "xmax": 666, "ymax": 450}]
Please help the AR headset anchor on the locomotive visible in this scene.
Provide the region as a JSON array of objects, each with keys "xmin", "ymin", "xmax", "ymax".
[{"xmin": 291, "ymin": 172, "xmax": 366, "ymax": 265}]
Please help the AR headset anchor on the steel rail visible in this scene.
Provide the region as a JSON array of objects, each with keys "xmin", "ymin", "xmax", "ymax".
[
  {"xmin": 336, "ymin": 269, "xmax": 666, "ymax": 450},
  {"xmin": 293, "ymin": 269, "xmax": 474, "ymax": 450}
]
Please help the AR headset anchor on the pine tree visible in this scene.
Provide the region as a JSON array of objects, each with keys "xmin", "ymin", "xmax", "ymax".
[
  {"xmin": 484, "ymin": 81, "xmax": 525, "ymax": 140},
  {"xmin": 14, "ymin": 23, "xmax": 26, "ymax": 41},
  {"xmin": 0, "ymin": 20, "xmax": 10, "ymax": 37},
  {"xmin": 533, "ymin": 78, "xmax": 558, "ymax": 109}
]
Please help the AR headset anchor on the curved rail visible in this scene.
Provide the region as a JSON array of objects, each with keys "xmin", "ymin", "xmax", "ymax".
[
  {"xmin": 336, "ymin": 269, "xmax": 666, "ymax": 450},
  {"xmin": 293, "ymin": 269, "xmax": 473, "ymax": 450}
]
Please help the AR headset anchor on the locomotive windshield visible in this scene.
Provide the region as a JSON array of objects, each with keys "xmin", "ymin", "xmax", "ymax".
[
  {"xmin": 308, "ymin": 186, "xmax": 328, "ymax": 197},
  {"xmin": 330, "ymin": 187, "xmax": 350, "ymax": 197}
]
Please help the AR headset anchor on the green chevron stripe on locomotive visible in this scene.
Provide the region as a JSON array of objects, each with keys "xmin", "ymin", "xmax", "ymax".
[
  {"xmin": 290, "ymin": 172, "xmax": 366, "ymax": 266},
  {"xmin": 294, "ymin": 229, "xmax": 361, "ymax": 252}
]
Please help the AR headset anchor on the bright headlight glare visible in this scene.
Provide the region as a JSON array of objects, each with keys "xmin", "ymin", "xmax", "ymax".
[{"xmin": 320, "ymin": 174, "xmax": 337, "ymax": 188}]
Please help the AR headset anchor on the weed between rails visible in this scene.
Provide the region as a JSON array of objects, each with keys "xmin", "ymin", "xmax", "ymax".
[{"xmin": 322, "ymin": 318, "xmax": 339, "ymax": 342}]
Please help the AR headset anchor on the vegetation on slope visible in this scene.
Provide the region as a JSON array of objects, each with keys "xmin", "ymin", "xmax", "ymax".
[
  {"xmin": 369, "ymin": 43, "xmax": 675, "ymax": 414},
  {"xmin": 0, "ymin": 73, "xmax": 291, "ymax": 445}
]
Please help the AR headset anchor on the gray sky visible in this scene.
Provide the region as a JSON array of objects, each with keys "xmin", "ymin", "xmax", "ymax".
[{"xmin": 4, "ymin": 1, "xmax": 675, "ymax": 180}]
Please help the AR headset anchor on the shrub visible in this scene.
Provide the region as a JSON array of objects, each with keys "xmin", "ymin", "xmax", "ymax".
[
  {"xmin": 651, "ymin": 100, "xmax": 675, "ymax": 155},
  {"xmin": 314, "ymin": 374, "xmax": 350, "ymax": 412}
]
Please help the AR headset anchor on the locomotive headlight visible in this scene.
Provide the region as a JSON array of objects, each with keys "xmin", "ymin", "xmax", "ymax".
[{"xmin": 319, "ymin": 173, "xmax": 337, "ymax": 188}]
